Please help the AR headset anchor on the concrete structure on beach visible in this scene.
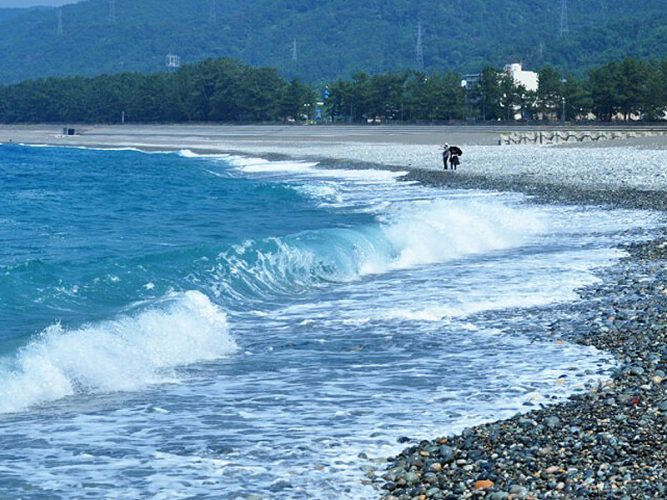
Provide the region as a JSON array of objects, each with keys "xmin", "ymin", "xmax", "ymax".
[{"xmin": 499, "ymin": 127, "xmax": 667, "ymax": 145}]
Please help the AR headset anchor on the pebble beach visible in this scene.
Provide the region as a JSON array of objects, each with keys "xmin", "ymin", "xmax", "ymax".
[
  {"xmin": 380, "ymin": 236, "xmax": 667, "ymax": 499},
  {"xmin": 1, "ymin": 124, "xmax": 666, "ymax": 499}
]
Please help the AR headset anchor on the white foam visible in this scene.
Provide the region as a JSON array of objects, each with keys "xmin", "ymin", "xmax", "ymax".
[
  {"xmin": 177, "ymin": 149, "xmax": 230, "ymax": 159},
  {"xmin": 17, "ymin": 143, "xmax": 168, "ymax": 155},
  {"xmin": 230, "ymin": 156, "xmax": 320, "ymax": 173},
  {"xmin": 72, "ymin": 146, "xmax": 156, "ymax": 153},
  {"xmin": 383, "ymin": 294, "xmax": 575, "ymax": 322},
  {"xmin": 225, "ymin": 154, "xmax": 406, "ymax": 182},
  {"xmin": 369, "ymin": 198, "xmax": 543, "ymax": 273},
  {"xmin": 294, "ymin": 183, "xmax": 344, "ymax": 205},
  {"xmin": 0, "ymin": 291, "xmax": 236, "ymax": 414}
]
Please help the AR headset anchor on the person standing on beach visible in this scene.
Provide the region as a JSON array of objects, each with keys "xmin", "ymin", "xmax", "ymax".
[
  {"xmin": 441, "ymin": 143, "xmax": 450, "ymax": 170},
  {"xmin": 449, "ymin": 149, "xmax": 460, "ymax": 170},
  {"xmin": 448, "ymin": 145, "xmax": 463, "ymax": 171}
]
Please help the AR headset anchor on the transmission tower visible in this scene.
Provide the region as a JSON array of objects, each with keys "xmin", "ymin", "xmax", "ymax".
[
  {"xmin": 208, "ymin": 0, "xmax": 217, "ymax": 26},
  {"xmin": 166, "ymin": 54, "xmax": 181, "ymax": 71},
  {"xmin": 415, "ymin": 22, "xmax": 425, "ymax": 71},
  {"xmin": 559, "ymin": 0, "xmax": 569, "ymax": 38},
  {"xmin": 109, "ymin": 0, "xmax": 117, "ymax": 25},
  {"xmin": 56, "ymin": 8, "xmax": 63, "ymax": 36},
  {"xmin": 291, "ymin": 39, "xmax": 298, "ymax": 64}
]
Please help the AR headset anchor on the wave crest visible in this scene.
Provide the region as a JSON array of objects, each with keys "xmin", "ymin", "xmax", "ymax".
[
  {"xmin": 0, "ymin": 291, "xmax": 236, "ymax": 414},
  {"xmin": 212, "ymin": 198, "xmax": 542, "ymax": 301}
]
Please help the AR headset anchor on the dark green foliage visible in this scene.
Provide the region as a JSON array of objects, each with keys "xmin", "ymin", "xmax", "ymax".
[
  {"xmin": 0, "ymin": 1, "xmax": 667, "ymax": 84},
  {"xmin": 537, "ymin": 67, "xmax": 563, "ymax": 119},
  {"xmin": 0, "ymin": 60, "xmax": 469, "ymax": 124},
  {"xmin": 329, "ymin": 70, "xmax": 467, "ymax": 123},
  {"xmin": 0, "ymin": 59, "xmax": 298, "ymax": 124},
  {"xmin": 471, "ymin": 67, "xmax": 506, "ymax": 121},
  {"xmin": 587, "ymin": 59, "xmax": 660, "ymax": 121},
  {"xmin": 1, "ymin": 56, "xmax": 666, "ymax": 124}
]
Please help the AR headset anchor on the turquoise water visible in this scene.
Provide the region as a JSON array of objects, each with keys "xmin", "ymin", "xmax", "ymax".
[
  {"xmin": 0, "ymin": 145, "xmax": 661, "ymax": 498},
  {"xmin": 1, "ymin": 146, "xmax": 367, "ymax": 343}
]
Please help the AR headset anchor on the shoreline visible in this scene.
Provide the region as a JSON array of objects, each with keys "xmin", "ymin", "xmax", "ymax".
[
  {"xmin": 400, "ymin": 169, "xmax": 667, "ymax": 212},
  {"xmin": 378, "ymin": 235, "xmax": 667, "ymax": 499},
  {"xmin": 3, "ymin": 123, "xmax": 667, "ymax": 211},
  {"xmin": 2, "ymin": 125, "xmax": 666, "ymax": 498}
]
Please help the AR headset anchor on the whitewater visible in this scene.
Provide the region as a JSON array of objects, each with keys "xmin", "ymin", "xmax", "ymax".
[{"xmin": 0, "ymin": 144, "xmax": 661, "ymax": 498}]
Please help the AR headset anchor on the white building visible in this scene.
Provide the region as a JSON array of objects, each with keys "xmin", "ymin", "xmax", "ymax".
[{"xmin": 504, "ymin": 63, "xmax": 538, "ymax": 92}]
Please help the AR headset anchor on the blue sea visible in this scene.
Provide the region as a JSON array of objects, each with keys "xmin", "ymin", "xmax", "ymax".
[{"xmin": 0, "ymin": 144, "xmax": 661, "ymax": 498}]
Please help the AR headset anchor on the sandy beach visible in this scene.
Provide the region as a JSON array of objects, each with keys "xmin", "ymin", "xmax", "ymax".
[{"xmin": 2, "ymin": 124, "xmax": 666, "ymax": 498}]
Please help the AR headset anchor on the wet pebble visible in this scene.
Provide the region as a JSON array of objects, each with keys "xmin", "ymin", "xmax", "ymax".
[{"xmin": 378, "ymin": 233, "xmax": 667, "ymax": 499}]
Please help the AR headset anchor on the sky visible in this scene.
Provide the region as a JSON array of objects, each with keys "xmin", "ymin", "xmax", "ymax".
[{"xmin": 0, "ymin": 0, "xmax": 78, "ymax": 7}]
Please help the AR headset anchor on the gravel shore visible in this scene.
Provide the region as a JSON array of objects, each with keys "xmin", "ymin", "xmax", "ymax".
[
  {"xmin": 361, "ymin": 134, "xmax": 667, "ymax": 499},
  {"xmin": 377, "ymin": 233, "xmax": 667, "ymax": 499},
  {"xmin": 2, "ymin": 125, "xmax": 666, "ymax": 499}
]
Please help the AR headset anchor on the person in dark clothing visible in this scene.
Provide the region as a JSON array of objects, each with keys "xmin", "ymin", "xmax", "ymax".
[
  {"xmin": 449, "ymin": 151, "xmax": 460, "ymax": 170},
  {"xmin": 448, "ymin": 145, "xmax": 463, "ymax": 170},
  {"xmin": 441, "ymin": 143, "xmax": 450, "ymax": 170}
]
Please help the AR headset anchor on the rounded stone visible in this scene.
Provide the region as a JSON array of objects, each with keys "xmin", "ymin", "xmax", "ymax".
[
  {"xmin": 474, "ymin": 479, "xmax": 494, "ymax": 490},
  {"xmin": 405, "ymin": 472, "xmax": 420, "ymax": 486},
  {"xmin": 438, "ymin": 446, "xmax": 454, "ymax": 462}
]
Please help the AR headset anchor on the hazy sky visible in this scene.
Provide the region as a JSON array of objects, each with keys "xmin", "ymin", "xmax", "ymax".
[{"xmin": 0, "ymin": 0, "xmax": 78, "ymax": 7}]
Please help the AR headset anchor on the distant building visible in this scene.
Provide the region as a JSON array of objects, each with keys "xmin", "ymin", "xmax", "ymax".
[
  {"xmin": 460, "ymin": 73, "xmax": 481, "ymax": 90},
  {"xmin": 504, "ymin": 63, "xmax": 538, "ymax": 92},
  {"xmin": 460, "ymin": 66, "xmax": 538, "ymax": 92}
]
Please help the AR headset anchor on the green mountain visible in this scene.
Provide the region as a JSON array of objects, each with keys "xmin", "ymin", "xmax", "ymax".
[
  {"xmin": 0, "ymin": 8, "xmax": 25, "ymax": 24},
  {"xmin": 0, "ymin": 0, "xmax": 666, "ymax": 84}
]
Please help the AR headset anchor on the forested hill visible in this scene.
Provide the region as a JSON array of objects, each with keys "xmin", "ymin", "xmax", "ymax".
[
  {"xmin": 0, "ymin": 8, "xmax": 25, "ymax": 24},
  {"xmin": 0, "ymin": 0, "xmax": 666, "ymax": 84}
]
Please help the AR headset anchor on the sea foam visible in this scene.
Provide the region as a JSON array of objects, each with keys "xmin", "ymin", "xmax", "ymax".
[
  {"xmin": 212, "ymin": 197, "xmax": 543, "ymax": 302},
  {"xmin": 0, "ymin": 291, "xmax": 236, "ymax": 414},
  {"xmin": 378, "ymin": 197, "xmax": 543, "ymax": 271}
]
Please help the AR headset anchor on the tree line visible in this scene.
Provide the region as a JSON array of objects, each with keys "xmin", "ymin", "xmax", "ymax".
[
  {"xmin": 0, "ymin": 57, "xmax": 666, "ymax": 124},
  {"xmin": 0, "ymin": 59, "xmax": 314, "ymax": 124}
]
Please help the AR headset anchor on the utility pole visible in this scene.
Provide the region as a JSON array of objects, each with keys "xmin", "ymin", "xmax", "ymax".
[
  {"xmin": 109, "ymin": 0, "xmax": 117, "ymax": 26},
  {"xmin": 56, "ymin": 8, "xmax": 63, "ymax": 36},
  {"xmin": 208, "ymin": 0, "xmax": 217, "ymax": 26},
  {"xmin": 562, "ymin": 97, "xmax": 566, "ymax": 123},
  {"xmin": 415, "ymin": 22, "xmax": 425, "ymax": 71},
  {"xmin": 559, "ymin": 0, "xmax": 569, "ymax": 38}
]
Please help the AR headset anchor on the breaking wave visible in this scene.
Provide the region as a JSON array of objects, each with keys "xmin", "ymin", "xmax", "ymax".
[
  {"xmin": 0, "ymin": 291, "xmax": 236, "ymax": 414},
  {"xmin": 211, "ymin": 198, "xmax": 543, "ymax": 302}
]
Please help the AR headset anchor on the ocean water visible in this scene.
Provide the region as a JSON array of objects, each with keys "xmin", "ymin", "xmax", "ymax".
[{"xmin": 0, "ymin": 144, "xmax": 661, "ymax": 499}]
